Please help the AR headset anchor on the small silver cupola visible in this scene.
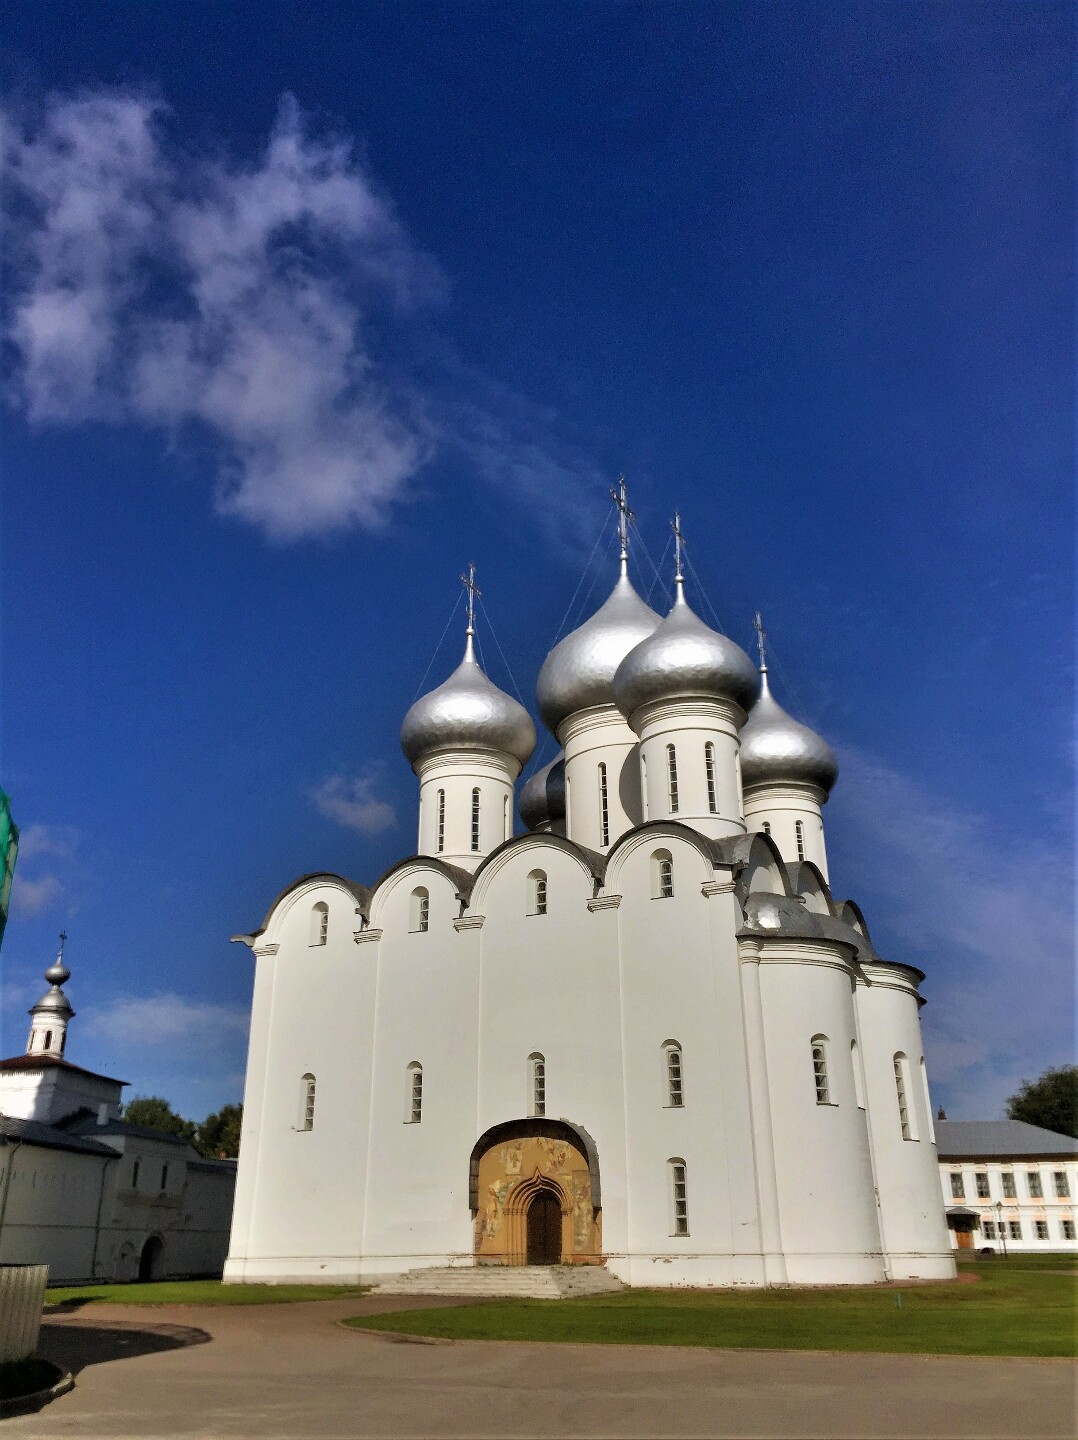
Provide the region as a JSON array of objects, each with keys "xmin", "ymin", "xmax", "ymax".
[
  {"xmin": 739, "ymin": 614, "xmax": 838, "ymax": 793},
  {"xmin": 27, "ymin": 931, "xmax": 75, "ymax": 1058}
]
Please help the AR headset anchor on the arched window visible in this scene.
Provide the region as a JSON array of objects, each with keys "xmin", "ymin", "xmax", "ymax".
[
  {"xmin": 663, "ymin": 1041, "xmax": 684, "ymax": 1107},
  {"xmin": 666, "ymin": 744, "xmax": 679, "ymax": 813},
  {"xmin": 704, "ymin": 743, "xmax": 717, "ymax": 814},
  {"xmin": 640, "ymin": 753, "xmax": 648, "ymax": 821},
  {"xmin": 529, "ymin": 1052, "xmax": 546, "ymax": 1117},
  {"xmin": 43, "ymin": 1029, "xmax": 53, "ymax": 1051},
  {"xmin": 59, "ymin": 1031, "xmax": 66, "ymax": 1055},
  {"xmin": 920, "ymin": 1057, "xmax": 935, "ymax": 1143},
  {"xmin": 471, "ymin": 788, "xmax": 481, "ymax": 851},
  {"xmin": 894, "ymin": 1052, "xmax": 915, "ymax": 1139},
  {"xmin": 300, "ymin": 1074, "xmax": 316, "ymax": 1131},
  {"xmin": 811, "ymin": 1036, "xmax": 830, "ymax": 1104},
  {"xmin": 406, "ymin": 1062, "xmax": 423, "ymax": 1124},
  {"xmin": 410, "ymin": 886, "xmax": 430, "ymax": 933},
  {"xmin": 436, "ymin": 790, "xmax": 445, "ymax": 853},
  {"xmin": 851, "ymin": 1039, "xmax": 866, "ymax": 1109},
  {"xmin": 669, "ymin": 1158, "xmax": 689, "ymax": 1236},
  {"xmin": 795, "ymin": 820, "xmax": 806, "ymax": 861},
  {"xmin": 598, "ymin": 762, "xmax": 610, "ymax": 847},
  {"xmin": 132, "ymin": 1158, "xmax": 141, "ymax": 1188},
  {"xmin": 528, "ymin": 869, "xmax": 548, "ymax": 916},
  {"xmin": 653, "ymin": 849, "xmax": 674, "ymax": 899},
  {"xmin": 310, "ymin": 902, "xmax": 329, "ymax": 946},
  {"xmin": 762, "ymin": 820, "xmax": 771, "ymax": 835}
]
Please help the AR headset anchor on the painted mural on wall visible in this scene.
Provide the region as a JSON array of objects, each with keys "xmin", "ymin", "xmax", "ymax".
[{"xmin": 474, "ymin": 1132, "xmax": 601, "ymax": 1265}]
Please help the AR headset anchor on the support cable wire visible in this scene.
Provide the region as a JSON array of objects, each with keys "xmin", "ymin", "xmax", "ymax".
[
  {"xmin": 628, "ymin": 517, "xmax": 674, "ymax": 611},
  {"xmin": 547, "ymin": 510, "xmax": 614, "ymax": 651},
  {"xmin": 411, "ymin": 591, "xmax": 464, "ymax": 700},
  {"xmin": 476, "ymin": 595, "xmax": 528, "ymax": 706},
  {"xmin": 644, "ymin": 536, "xmax": 673, "ymax": 607},
  {"xmin": 683, "ymin": 549, "xmax": 730, "ymax": 636}
]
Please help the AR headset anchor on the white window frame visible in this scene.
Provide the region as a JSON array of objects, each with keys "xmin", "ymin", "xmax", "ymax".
[
  {"xmin": 1027, "ymin": 1170, "xmax": 1043, "ymax": 1199},
  {"xmin": 653, "ymin": 850, "xmax": 674, "ymax": 900},
  {"xmin": 668, "ymin": 1158, "xmax": 689, "ymax": 1236},
  {"xmin": 300, "ymin": 1073, "xmax": 316, "ymax": 1132},
  {"xmin": 410, "ymin": 887, "xmax": 430, "ymax": 933},
  {"xmin": 598, "ymin": 762, "xmax": 610, "ymax": 847},
  {"xmin": 663, "ymin": 1041, "xmax": 684, "ymax": 1108},
  {"xmin": 406, "ymin": 1063, "xmax": 423, "ymax": 1124},
  {"xmin": 704, "ymin": 742, "xmax": 717, "ymax": 814},
  {"xmin": 310, "ymin": 902, "xmax": 329, "ymax": 947},
  {"xmin": 528, "ymin": 869, "xmax": 548, "ymax": 917},
  {"xmin": 666, "ymin": 744, "xmax": 679, "ymax": 814},
  {"xmin": 1035, "ymin": 1220, "xmax": 1049, "ymax": 1240},
  {"xmin": 471, "ymin": 788, "xmax": 481, "ymax": 851},
  {"xmin": 811, "ymin": 1035, "xmax": 832, "ymax": 1105},
  {"xmin": 950, "ymin": 1171, "xmax": 965, "ymax": 1200},
  {"xmin": 529, "ymin": 1052, "xmax": 546, "ymax": 1117},
  {"xmin": 893, "ymin": 1052, "xmax": 916, "ymax": 1139},
  {"xmin": 795, "ymin": 819, "xmax": 805, "ymax": 861},
  {"xmin": 1001, "ymin": 1171, "xmax": 1016, "ymax": 1198},
  {"xmin": 1055, "ymin": 1171, "xmax": 1070, "ymax": 1199},
  {"xmin": 975, "ymin": 1171, "xmax": 990, "ymax": 1199},
  {"xmin": 436, "ymin": 789, "xmax": 445, "ymax": 853}
]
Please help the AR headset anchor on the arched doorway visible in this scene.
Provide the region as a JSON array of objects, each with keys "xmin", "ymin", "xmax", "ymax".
[
  {"xmin": 470, "ymin": 1120, "xmax": 602, "ymax": 1266},
  {"xmin": 138, "ymin": 1235, "xmax": 164, "ymax": 1282},
  {"xmin": 526, "ymin": 1189, "xmax": 562, "ymax": 1265}
]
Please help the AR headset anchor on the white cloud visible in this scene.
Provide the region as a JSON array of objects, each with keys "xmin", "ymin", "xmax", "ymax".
[
  {"xmin": 311, "ymin": 771, "xmax": 397, "ymax": 835},
  {"xmin": 17, "ymin": 823, "xmax": 79, "ymax": 861},
  {"xmin": 9, "ymin": 873, "xmax": 65, "ymax": 918},
  {"xmin": 3, "ymin": 89, "xmax": 437, "ymax": 540},
  {"xmin": 81, "ymin": 993, "xmax": 249, "ymax": 1049},
  {"xmin": 829, "ymin": 744, "xmax": 1074, "ymax": 1119}
]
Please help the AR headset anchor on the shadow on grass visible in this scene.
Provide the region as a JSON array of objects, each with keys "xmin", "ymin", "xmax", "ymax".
[{"xmin": 39, "ymin": 1319, "xmax": 211, "ymax": 1378}]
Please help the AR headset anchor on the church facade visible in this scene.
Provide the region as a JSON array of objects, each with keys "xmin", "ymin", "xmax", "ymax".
[{"xmin": 226, "ymin": 505, "xmax": 954, "ymax": 1288}]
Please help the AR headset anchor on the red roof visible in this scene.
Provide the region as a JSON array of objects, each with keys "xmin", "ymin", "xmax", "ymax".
[{"xmin": 0, "ymin": 1053, "xmax": 127, "ymax": 1086}]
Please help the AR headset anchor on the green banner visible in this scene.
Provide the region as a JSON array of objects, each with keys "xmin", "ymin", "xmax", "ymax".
[{"xmin": 0, "ymin": 790, "xmax": 19, "ymax": 951}]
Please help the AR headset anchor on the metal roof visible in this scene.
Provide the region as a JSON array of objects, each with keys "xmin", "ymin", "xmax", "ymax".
[
  {"xmin": 0, "ymin": 1052, "xmax": 127, "ymax": 1086},
  {"xmin": 936, "ymin": 1119, "xmax": 1078, "ymax": 1159},
  {"xmin": 0, "ymin": 1113, "xmax": 118, "ymax": 1159}
]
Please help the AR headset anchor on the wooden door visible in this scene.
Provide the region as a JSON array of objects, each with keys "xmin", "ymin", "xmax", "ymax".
[
  {"xmin": 956, "ymin": 1228, "xmax": 974, "ymax": 1250},
  {"xmin": 526, "ymin": 1191, "xmax": 561, "ymax": 1265}
]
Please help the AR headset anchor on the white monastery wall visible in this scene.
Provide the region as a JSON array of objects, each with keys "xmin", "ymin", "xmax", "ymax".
[{"xmin": 0, "ymin": 1144, "xmax": 107, "ymax": 1281}]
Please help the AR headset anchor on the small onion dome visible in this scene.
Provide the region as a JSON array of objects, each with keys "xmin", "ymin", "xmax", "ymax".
[
  {"xmin": 536, "ymin": 568, "xmax": 660, "ymax": 734},
  {"xmin": 401, "ymin": 635, "xmax": 536, "ymax": 770},
  {"xmin": 739, "ymin": 668, "xmax": 838, "ymax": 793},
  {"xmin": 613, "ymin": 586, "xmax": 759, "ymax": 719},
  {"xmin": 518, "ymin": 753, "xmax": 566, "ymax": 830},
  {"xmin": 31, "ymin": 985, "xmax": 74, "ymax": 1019}
]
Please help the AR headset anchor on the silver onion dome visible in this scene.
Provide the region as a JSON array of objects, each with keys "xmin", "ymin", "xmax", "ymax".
[
  {"xmin": 401, "ymin": 635, "xmax": 536, "ymax": 769},
  {"xmin": 31, "ymin": 985, "xmax": 74, "ymax": 1017},
  {"xmin": 536, "ymin": 567, "xmax": 660, "ymax": 734},
  {"xmin": 739, "ymin": 668, "xmax": 838, "ymax": 793},
  {"xmin": 613, "ymin": 585, "xmax": 759, "ymax": 719},
  {"xmin": 518, "ymin": 753, "xmax": 566, "ymax": 830}
]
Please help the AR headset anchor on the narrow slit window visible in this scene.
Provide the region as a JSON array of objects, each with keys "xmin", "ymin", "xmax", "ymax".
[
  {"xmin": 301, "ymin": 1074, "xmax": 316, "ymax": 1132},
  {"xmin": 529, "ymin": 870, "xmax": 548, "ymax": 916},
  {"xmin": 411, "ymin": 887, "xmax": 430, "ymax": 933},
  {"xmin": 132, "ymin": 1159, "xmax": 140, "ymax": 1189},
  {"xmin": 811, "ymin": 1037, "xmax": 830, "ymax": 1104},
  {"xmin": 762, "ymin": 820, "xmax": 771, "ymax": 835},
  {"xmin": 894, "ymin": 1053, "xmax": 912, "ymax": 1139},
  {"xmin": 598, "ymin": 762, "xmax": 610, "ymax": 847},
  {"xmin": 436, "ymin": 790, "xmax": 445, "ymax": 853},
  {"xmin": 310, "ymin": 901, "xmax": 329, "ymax": 947},
  {"xmin": 795, "ymin": 820, "xmax": 805, "ymax": 861},
  {"xmin": 704, "ymin": 743, "xmax": 717, "ymax": 813},
  {"xmin": 160, "ymin": 1163, "xmax": 169, "ymax": 1191},
  {"xmin": 640, "ymin": 753, "xmax": 648, "ymax": 820},
  {"xmin": 654, "ymin": 850, "xmax": 674, "ymax": 899},
  {"xmin": 667, "ymin": 744, "xmax": 679, "ymax": 813},
  {"xmin": 471, "ymin": 788, "xmax": 481, "ymax": 851},
  {"xmin": 407, "ymin": 1063, "xmax": 423, "ymax": 1124},
  {"xmin": 530, "ymin": 1053, "xmax": 546, "ymax": 1117},
  {"xmin": 664, "ymin": 1043, "xmax": 684, "ymax": 1107},
  {"xmin": 669, "ymin": 1159, "xmax": 689, "ymax": 1236}
]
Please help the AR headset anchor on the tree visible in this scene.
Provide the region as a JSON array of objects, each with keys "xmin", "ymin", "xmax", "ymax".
[
  {"xmin": 122, "ymin": 1095, "xmax": 198, "ymax": 1144},
  {"xmin": 1006, "ymin": 1066, "xmax": 1078, "ymax": 1140},
  {"xmin": 197, "ymin": 1103, "xmax": 243, "ymax": 1158}
]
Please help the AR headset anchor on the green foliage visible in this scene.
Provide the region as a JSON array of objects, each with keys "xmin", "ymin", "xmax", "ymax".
[
  {"xmin": 197, "ymin": 1103, "xmax": 243, "ymax": 1158},
  {"xmin": 347, "ymin": 1261, "xmax": 1076, "ymax": 1358},
  {"xmin": 122, "ymin": 1096, "xmax": 197, "ymax": 1144},
  {"xmin": 1006, "ymin": 1065, "xmax": 1078, "ymax": 1140},
  {"xmin": 46, "ymin": 1280, "xmax": 368, "ymax": 1306}
]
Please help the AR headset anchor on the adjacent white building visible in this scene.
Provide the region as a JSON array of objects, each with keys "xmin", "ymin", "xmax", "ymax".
[
  {"xmin": 0, "ymin": 943, "xmax": 236, "ymax": 1284},
  {"xmin": 226, "ymin": 501, "xmax": 955, "ymax": 1288},
  {"xmin": 937, "ymin": 1119, "xmax": 1078, "ymax": 1254}
]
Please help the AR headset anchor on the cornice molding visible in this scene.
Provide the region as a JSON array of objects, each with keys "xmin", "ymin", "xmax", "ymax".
[
  {"xmin": 701, "ymin": 880, "xmax": 737, "ymax": 897},
  {"xmin": 353, "ymin": 929, "xmax": 383, "ymax": 945},
  {"xmin": 587, "ymin": 894, "xmax": 622, "ymax": 911},
  {"xmin": 453, "ymin": 915, "xmax": 486, "ymax": 931},
  {"xmin": 253, "ymin": 943, "xmax": 279, "ymax": 957}
]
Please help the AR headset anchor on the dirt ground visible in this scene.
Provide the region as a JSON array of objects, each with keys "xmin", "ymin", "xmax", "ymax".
[{"xmin": 7, "ymin": 1294, "xmax": 1075, "ymax": 1439}]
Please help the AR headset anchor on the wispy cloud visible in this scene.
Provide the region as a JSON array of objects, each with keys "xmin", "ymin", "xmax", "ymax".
[
  {"xmin": 17, "ymin": 823, "xmax": 80, "ymax": 861},
  {"xmin": 311, "ymin": 770, "xmax": 397, "ymax": 834},
  {"xmin": 9, "ymin": 873, "xmax": 65, "ymax": 918},
  {"xmin": 2, "ymin": 87, "xmax": 606, "ymax": 544},
  {"xmin": 6, "ymin": 822, "xmax": 82, "ymax": 918},
  {"xmin": 81, "ymin": 993, "xmax": 249, "ymax": 1049},
  {"xmin": 829, "ymin": 744, "xmax": 1074, "ymax": 1119}
]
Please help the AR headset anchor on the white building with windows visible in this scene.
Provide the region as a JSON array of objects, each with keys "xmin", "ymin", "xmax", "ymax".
[
  {"xmin": 937, "ymin": 1119, "xmax": 1078, "ymax": 1254},
  {"xmin": 226, "ymin": 500, "xmax": 954, "ymax": 1289}
]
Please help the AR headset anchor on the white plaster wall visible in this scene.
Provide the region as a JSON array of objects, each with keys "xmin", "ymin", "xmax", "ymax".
[
  {"xmin": 756, "ymin": 945, "xmax": 885, "ymax": 1284},
  {"xmin": 416, "ymin": 751, "xmax": 517, "ymax": 867},
  {"xmin": 0, "ymin": 1068, "xmax": 123, "ymax": 1124},
  {"xmin": 0, "ymin": 1144, "xmax": 110, "ymax": 1282},
  {"xmin": 743, "ymin": 783, "xmax": 829, "ymax": 879},
  {"xmin": 855, "ymin": 968, "xmax": 954, "ymax": 1279},
  {"xmin": 633, "ymin": 700, "xmax": 746, "ymax": 840},
  {"xmin": 560, "ymin": 708, "xmax": 642, "ymax": 849}
]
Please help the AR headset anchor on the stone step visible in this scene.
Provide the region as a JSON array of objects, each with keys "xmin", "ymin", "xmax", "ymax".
[{"xmin": 371, "ymin": 1264, "xmax": 625, "ymax": 1299}]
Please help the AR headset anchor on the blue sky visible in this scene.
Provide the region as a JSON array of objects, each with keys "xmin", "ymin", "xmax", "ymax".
[{"xmin": 1, "ymin": 3, "xmax": 1072, "ymax": 1123}]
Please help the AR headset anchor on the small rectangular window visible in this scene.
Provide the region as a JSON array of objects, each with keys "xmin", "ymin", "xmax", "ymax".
[
  {"xmin": 795, "ymin": 819, "xmax": 805, "ymax": 861},
  {"xmin": 1055, "ymin": 1171, "xmax": 1070, "ymax": 1198},
  {"xmin": 894, "ymin": 1055, "xmax": 912, "ymax": 1139},
  {"xmin": 670, "ymin": 1162, "xmax": 688, "ymax": 1236},
  {"xmin": 1008, "ymin": 1220, "xmax": 1021, "ymax": 1240},
  {"xmin": 1001, "ymin": 1172, "xmax": 1016, "ymax": 1198},
  {"xmin": 666, "ymin": 745, "xmax": 679, "ymax": 814},
  {"xmin": 598, "ymin": 762, "xmax": 610, "ymax": 847},
  {"xmin": 812, "ymin": 1043, "xmax": 830, "ymax": 1105},
  {"xmin": 1063, "ymin": 1220, "xmax": 1076, "ymax": 1240},
  {"xmin": 1035, "ymin": 1220, "xmax": 1049, "ymax": 1240},
  {"xmin": 160, "ymin": 1163, "xmax": 168, "ymax": 1191},
  {"xmin": 132, "ymin": 1159, "xmax": 140, "ymax": 1189},
  {"xmin": 949, "ymin": 1172, "xmax": 965, "ymax": 1200},
  {"xmin": 975, "ymin": 1171, "xmax": 990, "ymax": 1199},
  {"xmin": 704, "ymin": 743, "xmax": 717, "ymax": 814},
  {"xmin": 436, "ymin": 790, "xmax": 445, "ymax": 853},
  {"xmin": 409, "ymin": 1067, "xmax": 423, "ymax": 1124},
  {"xmin": 666, "ymin": 1047, "xmax": 684, "ymax": 1108},
  {"xmin": 1027, "ymin": 1171, "xmax": 1043, "ymax": 1199},
  {"xmin": 983, "ymin": 1220, "xmax": 996, "ymax": 1239},
  {"xmin": 471, "ymin": 788, "xmax": 481, "ymax": 852},
  {"xmin": 532, "ymin": 1057, "xmax": 546, "ymax": 1117}
]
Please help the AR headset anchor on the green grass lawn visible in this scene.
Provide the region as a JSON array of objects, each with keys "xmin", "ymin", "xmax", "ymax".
[
  {"xmin": 46, "ymin": 1280, "xmax": 369, "ymax": 1306},
  {"xmin": 347, "ymin": 1260, "xmax": 1077, "ymax": 1357}
]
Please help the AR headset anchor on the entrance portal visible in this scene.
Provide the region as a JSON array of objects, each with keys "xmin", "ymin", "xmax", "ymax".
[
  {"xmin": 138, "ymin": 1235, "xmax": 163, "ymax": 1282},
  {"xmin": 526, "ymin": 1189, "xmax": 562, "ymax": 1265}
]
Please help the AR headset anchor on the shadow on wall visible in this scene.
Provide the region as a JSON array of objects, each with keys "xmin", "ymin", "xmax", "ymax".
[{"xmin": 36, "ymin": 1320, "xmax": 211, "ymax": 1378}]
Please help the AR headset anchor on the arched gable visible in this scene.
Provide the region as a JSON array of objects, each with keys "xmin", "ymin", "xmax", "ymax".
[
  {"xmin": 367, "ymin": 856, "xmax": 473, "ymax": 929},
  {"xmin": 468, "ymin": 832, "xmax": 605, "ymax": 913},
  {"xmin": 836, "ymin": 899, "xmax": 872, "ymax": 941},
  {"xmin": 468, "ymin": 1117, "xmax": 601, "ymax": 1211},
  {"xmin": 719, "ymin": 830, "xmax": 791, "ymax": 900},
  {"xmin": 604, "ymin": 820, "xmax": 718, "ymax": 894},
  {"xmin": 234, "ymin": 872, "xmax": 371, "ymax": 947},
  {"xmin": 789, "ymin": 861, "xmax": 833, "ymax": 915}
]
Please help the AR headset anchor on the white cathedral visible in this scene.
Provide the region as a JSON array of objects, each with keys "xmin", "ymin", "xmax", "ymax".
[{"xmin": 225, "ymin": 493, "xmax": 954, "ymax": 1289}]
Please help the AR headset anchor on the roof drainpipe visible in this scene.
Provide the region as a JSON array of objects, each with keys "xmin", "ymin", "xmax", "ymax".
[{"xmin": 89, "ymin": 1153, "xmax": 119, "ymax": 1282}]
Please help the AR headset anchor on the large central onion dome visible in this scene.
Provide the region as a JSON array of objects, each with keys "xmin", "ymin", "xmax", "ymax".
[
  {"xmin": 401, "ymin": 634, "xmax": 536, "ymax": 769},
  {"xmin": 518, "ymin": 753, "xmax": 566, "ymax": 831},
  {"xmin": 613, "ymin": 584, "xmax": 759, "ymax": 718},
  {"xmin": 536, "ymin": 567, "xmax": 660, "ymax": 734},
  {"xmin": 739, "ymin": 667, "xmax": 838, "ymax": 792}
]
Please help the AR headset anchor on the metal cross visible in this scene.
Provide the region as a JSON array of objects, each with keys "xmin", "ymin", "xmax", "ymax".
[
  {"xmin": 57, "ymin": 930, "xmax": 68, "ymax": 957},
  {"xmin": 460, "ymin": 562, "xmax": 481, "ymax": 637},
  {"xmin": 753, "ymin": 611, "xmax": 768, "ymax": 670},
  {"xmin": 671, "ymin": 511, "xmax": 686, "ymax": 586},
  {"xmin": 610, "ymin": 475, "xmax": 634, "ymax": 562}
]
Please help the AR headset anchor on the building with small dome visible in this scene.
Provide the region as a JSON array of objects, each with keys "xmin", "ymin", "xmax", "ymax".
[{"xmin": 225, "ymin": 498, "xmax": 953, "ymax": 1289}]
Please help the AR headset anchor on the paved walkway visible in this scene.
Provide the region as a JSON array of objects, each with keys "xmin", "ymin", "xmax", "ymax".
[{"xmin": 9, "ymin": 1295, "xmax": 1075, "ymax": 1439}]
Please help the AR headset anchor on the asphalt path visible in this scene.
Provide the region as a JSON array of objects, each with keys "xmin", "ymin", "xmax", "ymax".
[{"xmin": 8, "ymin": 1295, "xmax": 1074, "ymax": 1439}]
